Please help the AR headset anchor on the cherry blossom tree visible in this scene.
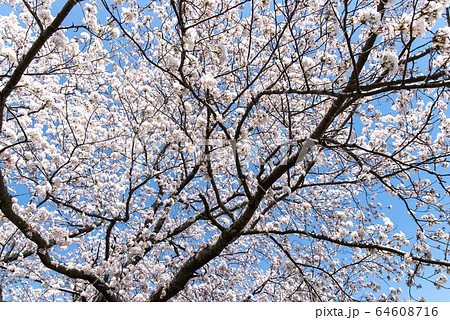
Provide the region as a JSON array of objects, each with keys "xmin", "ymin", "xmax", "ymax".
[{"xmin": 0, "ymin": 0, "xmax": 450, "ymax": 301}]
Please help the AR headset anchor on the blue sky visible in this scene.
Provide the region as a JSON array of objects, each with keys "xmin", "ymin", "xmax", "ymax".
[{"xmin": 1, "ymin": 0, "xmax": 449, "ymax": 301}]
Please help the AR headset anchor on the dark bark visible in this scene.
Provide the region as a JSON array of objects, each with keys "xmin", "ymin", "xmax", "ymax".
[
  {"xmin": 148, "ymin": 0, "xmax": 390, "ymax": 301},
  {"xmin": 0, "ymin": 170, "xmax": 119, "ymax": 301},
  {"xmin": 0, "ymin": 0, "xmax": 120, "ymax": 301},
  {"xmin": 0, "ymin": 0, "xmax": 83, "ymax": 132}
]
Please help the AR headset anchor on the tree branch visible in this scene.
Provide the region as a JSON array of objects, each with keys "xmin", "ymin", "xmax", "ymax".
[{"xmin": 0, "ymin": 0, "xmax": 84, "ymax": 132}]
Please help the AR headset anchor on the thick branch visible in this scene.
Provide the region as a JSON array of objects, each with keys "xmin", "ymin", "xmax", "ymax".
[
  {"xmin": 0, "ymin": 0, "xmax": 83, "ymax": 132},
  {"xmin": 148, "ymin": 0, "xmax": 389, "ymax": 301},
  {"xmin": 0, "ymin": 169, "xmax": 119, "ymax": 301}
]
